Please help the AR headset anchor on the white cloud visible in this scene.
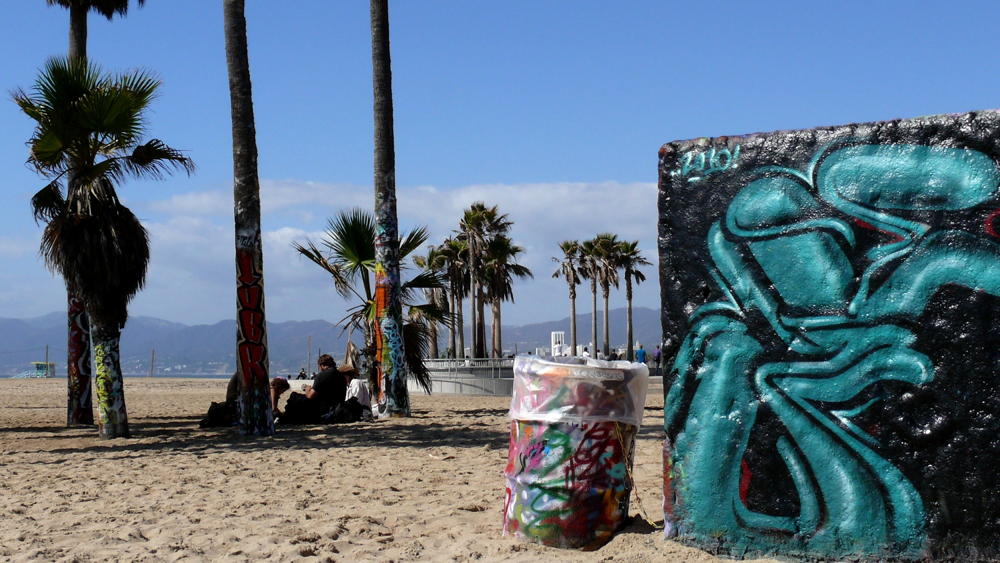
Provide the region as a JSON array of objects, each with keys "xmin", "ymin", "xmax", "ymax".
[{"xmin": 3, "ymin": 180, "xmax": 663, "ymax": 337}]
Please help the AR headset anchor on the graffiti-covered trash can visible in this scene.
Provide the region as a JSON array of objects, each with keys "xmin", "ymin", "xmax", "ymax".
[{"xmin": 503, "ymin": 356, "xmax": 650, "ymax": 550}]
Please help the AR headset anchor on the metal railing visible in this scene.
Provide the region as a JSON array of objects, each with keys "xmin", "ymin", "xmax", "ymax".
[{"xmin": 423, "ymin": 358, "xmax": 514, "ymax": 379}]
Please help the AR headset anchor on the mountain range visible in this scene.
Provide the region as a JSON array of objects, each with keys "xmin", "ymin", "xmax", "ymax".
[{"xmin": 0, "ymin": 307, "xmax": 662, "ymax": 376}]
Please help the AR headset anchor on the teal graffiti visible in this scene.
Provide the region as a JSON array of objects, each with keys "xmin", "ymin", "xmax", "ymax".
[{"xmin": 665, "ymin": 144, "xmax": 1000, "ymax": 558}]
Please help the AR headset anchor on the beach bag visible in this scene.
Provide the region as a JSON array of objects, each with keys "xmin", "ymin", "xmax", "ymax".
[
  {"xmin": 199, "ymin": 400, "xmax": 238, "ymax": 428},
  {"xmin": 503, "ymin": 356, "xmax": 649, "ymax": 550}
]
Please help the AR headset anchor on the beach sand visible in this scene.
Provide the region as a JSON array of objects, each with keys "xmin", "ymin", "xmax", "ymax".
[{"xmin": 0, "ymin": 378, "xmax": 780, "ymax": 563}]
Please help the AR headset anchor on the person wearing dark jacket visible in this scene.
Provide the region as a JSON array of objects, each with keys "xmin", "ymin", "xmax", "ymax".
[{"xmin": 279, "ymin": 354, "xmax": 346, "ymax": 424}]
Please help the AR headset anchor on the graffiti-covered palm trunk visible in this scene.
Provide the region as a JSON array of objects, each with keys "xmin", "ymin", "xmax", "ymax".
[
  {"xmin": 625, "ymin": 277, "xmax": 634, "ymax": 361},
  {"xmin": 371, "ymin": 0, "xmax": 410, "ymax": 418},
  {"xmin": 66, "ymin": 293, "xmax": 94, "ymax": 425},
  {"xmin": 224, "ymin": 0, "xmax": 273, "ymax": 436},
  {"xmin": 91, "ymin": 323, "xmax": 127, "ymax": 439}
]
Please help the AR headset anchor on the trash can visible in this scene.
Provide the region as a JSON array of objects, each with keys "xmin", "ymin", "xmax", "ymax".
[{"xmin": 503, "ymin": 356, "xmax": 650, "ymax": 550}]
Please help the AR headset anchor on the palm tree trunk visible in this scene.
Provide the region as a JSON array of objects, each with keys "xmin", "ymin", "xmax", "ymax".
[
  {"xmin": 91, "ymin": 323, "xmax": 128, "ymax": 439},
  {"xmin": 468, "ymin": 268, "xmax": 477, "ymax": 358},
  {"xmin": 224, "ymin": 0, "xmax": 274, "ymax": 436},
  {"xmin": 66, "ymin": 2, "xmax": 93, "ymax": 427},
  {"xmin": 456, "ymin": 293, "xmax": 465, "ymax": 358},
  {"xmin": 371, "ymin": 0, "xmax": 409, "ymax": 418},
  {"xmin": 491, "ymin": 297, "xmax": 500, "ymax": 358},
  {"xmin": 427, "ymin": 289, "xmax": 439, "ymax": 359},
  {"xmin": 477, "ymin": 286, "xmax": 487, "ymax": 357},
  {"xmin": 569, "ymin": 285, "xmax": 577, "ymax": 356},
  {"xmin": 68, "ymin": 3, "xmax": 87, "ymax": 59},
  {"xmin": 448, "ymin": 283, "xmax": 456, "ymax": 358},
  {"xmin": 590, "ymin": 279, "xmax": 598, "ymax": 357},
  {"xmin": 602, "ymin": 286, "xmax": 610, "ymax": 357},
  {"xmin": 626, "ymin": 275, "xmax": 634, "ymax": 361},
  {"xmin": 66, "ymin": 293, "xmax": 94, "ymax": 426}
]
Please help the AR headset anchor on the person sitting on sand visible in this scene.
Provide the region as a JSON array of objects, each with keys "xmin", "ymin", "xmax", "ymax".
[
  {"xmin": 296, "ymin": 368, "xmax": 308, "ymax": 380},
  {"xmin": 270, "ymin": 377, "xmax": 291, "ymax": 419},
  {"xmin": 325, "ymin": 365, "xmax": 373, "ymax": 423},
  {"xmin": 279, "ymin": 354, "xmax": 345, "ymax": 424}
]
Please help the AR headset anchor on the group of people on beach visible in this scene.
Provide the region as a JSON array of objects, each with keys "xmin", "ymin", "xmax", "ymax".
[{"xmin": 200, "ymin": 354, "xmax": 372, "ymax": 428}]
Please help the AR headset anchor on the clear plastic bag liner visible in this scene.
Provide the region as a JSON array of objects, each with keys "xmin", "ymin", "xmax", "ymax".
[{"xmin": 509, "ymin": 356, "xmax": 650, "ymax": 427}]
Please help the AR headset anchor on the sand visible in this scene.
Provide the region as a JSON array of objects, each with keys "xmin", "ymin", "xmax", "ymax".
[{"xmin": 0, "ymin": 378, "xmax": 780, "ymax": 563}]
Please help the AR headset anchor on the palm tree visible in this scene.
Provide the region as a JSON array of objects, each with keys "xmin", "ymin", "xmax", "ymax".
[
  {"xmin": 593, "ymin": 233, "xmax": 621, "ymax": 357},
  {"xmin": 483, "ymin": 235, "xmax": 532, "ymax": 357},
  {"xmin": 552, "ymin": 240, "xmax": 582, "ymax": 356},
  {"xmin": 438, "ymin": 236, "xmax": 467, "ymax": 358},
  {"xmin": 292, "ymin": 208, "xmax": 442, "ymax": 396},
  {"xmin": 224, "ymin": 0, "xmax": 273, "ymax": 436},
  {"xmin": 578, "ymin": 239, "xmax": 600, "ymax": 357},
  {"xmin": 370, "ymin": 0, "xmax": 409, "ymax": 417},
  {"xmin": 14, "ymin": 57, "xmax": 193, "ymax": 439},
  {"xmin": 459, "ymin": 202, "xmax": 512, "ymax": 357},
  {"xmin": 47, "ymin": 0, "xmax": 146, "ymax": 60},
  {"xmin": 618, "ymin": 240, "xmax": 651, "ymax": 361},
  {"xmin": 46, "ymin": 0, "xmax": 147, "ymax": 426},
  {"xmin": 413, "ymin": 246, "xmax": 448, "ymax": 359}
]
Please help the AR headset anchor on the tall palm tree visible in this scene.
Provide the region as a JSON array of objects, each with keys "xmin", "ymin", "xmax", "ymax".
[
  {"xmin": 15, "ymin": 57, "xmax": 193, "ymax": 439},
  {"xmin": 578, "ymin": 239, "xmax": 600, "ymax": 357},
  {"xmin": 593, "ymin": 233, "xmax": 621, "ymax": 357},
  {"xmin": 292, "ymin": 208, "xmax": 442, "ymax": 393},
  {"xmin": 370, "ymin": 0, "xmax": 409, "ymax": 417},
  {"xmin": 438, "ymin": 236, "xmax": 467, "ymax": 358},
  {"xmin": 224, "ymin": 0, "xmax": 272, "ymax": 436},
  {"xmin": 552, "ymin": 240, "xmax": 582, "ymax": 356},
  {"xmin": 47, "ymin": 0, "xmax": 147, "ymax": 426},
  {"xmin": 47, "ymin": 0, "xmax": 146, "ymax": 60},
  {"xmin": 413, "ymin": 245, "xmax": 447, "ymax": 359},
  {"xmin": 483, "ymin": 235, "xmax": 532, "ymax": 357},
  {"xmin": 618, "ymin": 240, "xmax": 650, "ymax": 361}
]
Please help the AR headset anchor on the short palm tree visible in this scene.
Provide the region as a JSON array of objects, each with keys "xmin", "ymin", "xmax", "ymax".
[
  {"xmin": 292, "ymin": 208, "xmax": 443, "ymax": 395},
  {"xmin": 552, "ymin": 240, "xmax": 582, "ymax": 355},
  {"xmin": 618, "ymin": 240, "xmax": 650, "ymax": 361},
  {"xmin": 483, "ymin": 235, "xmax": 532, "ymax": 357},
  {"xmin": 578, "ymin": 239, "xmax": 600, "ymax": 357},
  {"xmin": 14, "ymin": 57, "xmax": 193, "ymax": 439},
  {"xmin": 47, "ymin": 0, "xmax": 147, "ymax": 427}
]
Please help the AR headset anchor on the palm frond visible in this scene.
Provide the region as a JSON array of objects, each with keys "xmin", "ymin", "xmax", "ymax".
[
  {"xmin": 292, "ymin": 239, "xmax": 355, "ymax": 299},
  {"xmin": 30, "ymin": 182, "xmax": 65, "ymax": 224},
  {"xmin": 403, "ymin": 320, "xmax": 432, "ymax": 393}
]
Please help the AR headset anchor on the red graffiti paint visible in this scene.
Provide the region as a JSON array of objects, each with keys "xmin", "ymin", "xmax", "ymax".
[{"xmin": 236, "ymin": 249, "xmax": 268, "ymax": 388}]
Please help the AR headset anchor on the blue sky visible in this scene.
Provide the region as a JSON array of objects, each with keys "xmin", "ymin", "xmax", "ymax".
[{"xmin": 2, "ymin": 2, "xmax": 1000, "ymax": 339}]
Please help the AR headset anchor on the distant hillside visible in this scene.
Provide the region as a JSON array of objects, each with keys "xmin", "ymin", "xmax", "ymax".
[{"xmin": 0, "ymin": 307, "xmax": 661, "ymax": 375}]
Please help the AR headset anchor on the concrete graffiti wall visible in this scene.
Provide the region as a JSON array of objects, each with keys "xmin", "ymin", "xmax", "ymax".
[{"xmin": 658, "ymin": 110, "xmax": 1000, "ymax": 560}]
